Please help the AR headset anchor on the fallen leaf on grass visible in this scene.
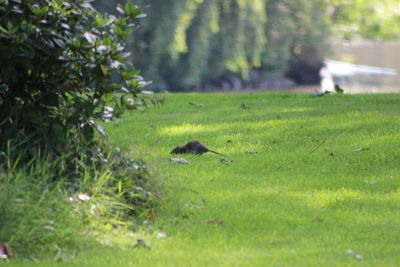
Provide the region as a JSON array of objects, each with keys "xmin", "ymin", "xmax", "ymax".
[
  {"xmin": 205, "ymin": 218, "xmax": 224, "ymax": 225},
  {"xmin": 345, "ymin": 249, "xmax": 363, "ymax": 260},
  {"xmin": 0, "ymin": 243, "xmax": 12, "ymax": 260},
  {"xmin": 133, "ymin": 239, "xmax": 151, "ymax": 249},
  {"xmin": 220, "ymin": 158, "xmax": 233, "ymax": 166},
  {"xmin": 69, "ymin": 193, "xmax": 91, "ymax": 202},
  {"xmin": 156, "ymin": 232, "xmax": 167, "ymax": 239},
  {"xmin": 147, "ymin": 213, "xmax": 156, "ymax": 220},
  {"xmin": 353, "ymin": 148, "xmax": 369, "ymax": 152},
  {"xmin": 169, "ymin": 158, "xmax": 189, "ymax": 164},
  {"xmin": 77, "ymin": 193, "xmax": 91, "ymax": 201},
  {"xmin": 354, "ymin": 254, "xmax": 363, "ymax": 260},
  {"xmin": 268, "ymin": 240, "xmax": 275, "ymax": 245}
]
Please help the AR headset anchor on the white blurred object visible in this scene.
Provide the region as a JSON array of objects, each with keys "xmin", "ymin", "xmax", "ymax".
[
  {"xmin": 157, "ymin": 232, "xmax": 167, "ymax": 238},
  {"xmin": 319, "ymin": 66, "xmax": 335, "ymax": 92},
  {"xmin": 69, "ymin": 193, "xmax": 91, "ymax": 202},
  {"xmin": 325, "ymin": 60, "xmax": 397, "ymax": 77}
]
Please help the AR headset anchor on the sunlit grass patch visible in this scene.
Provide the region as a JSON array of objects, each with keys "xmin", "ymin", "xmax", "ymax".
[{"xmin": 102, "ymin": 92, "xmax": 400, "ymax": 266}]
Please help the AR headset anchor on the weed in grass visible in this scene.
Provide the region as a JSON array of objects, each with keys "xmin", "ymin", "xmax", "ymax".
[
  {"xmin": 0, "ymin": 153, "xmax": 89, "ymax": 258},
  {"xmin": 0, "ymin": 141, "xmax": 162, "ymax": 261}
]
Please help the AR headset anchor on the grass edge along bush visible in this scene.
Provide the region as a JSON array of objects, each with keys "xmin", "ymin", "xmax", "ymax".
[{"xmin": 0, "ymin": 0, "xmax": 162, "ymax": 259}]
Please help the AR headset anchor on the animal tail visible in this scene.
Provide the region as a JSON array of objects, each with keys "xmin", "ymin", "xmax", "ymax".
[{"xmin": 209, "ymin": 150, "xmax": 224, "ymax": 156}]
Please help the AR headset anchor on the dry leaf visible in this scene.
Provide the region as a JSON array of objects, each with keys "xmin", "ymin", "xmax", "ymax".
[
  {"xmin": 169, "ymin": 158, "xmax": 189, "ymax": 164},
  {"xmin": 69, "ymin": 193, "xmax": 91, "ymax": 202},
  {"xmin": 220, "ymin": 158, "xmax": 233, "ymax": 166},
  {"xmin": 156, "ymin": 232, "xmax": 167, "ymax": 239},
  {"xmin": 147, "ymin": 213, "xmax": 156, "ymax": 220},
  {"xmin": 0, "ymin": 243, "xmax": 12, "ymax": 260},
  {"xmin": 354, "ymin": 254, "xmax": 363, "ymax": 260},
  {"xmin": 206, "ymin": 218, "xmax": 224, "ymax": 225},
  {"xmin": 77, "ymin": 193, "xmax": 91, "ymax": 201}
]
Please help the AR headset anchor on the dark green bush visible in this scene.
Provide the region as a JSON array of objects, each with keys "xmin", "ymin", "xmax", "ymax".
[
  {"xmin": 0, "ymin": 0, "xmax": 163, "ymax": 209},
  {"xmin": 0, "ymin": 1, "xmax": 161, "ymax": 257},
  {"xmin": 0, "ymin": 0, "xmax": 146, "ymax": 158}
]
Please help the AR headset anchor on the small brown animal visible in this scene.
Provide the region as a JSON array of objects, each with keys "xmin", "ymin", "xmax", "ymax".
[{"xmin": 170, "ymin": 141, "xmax": 223, "ymax": 156}]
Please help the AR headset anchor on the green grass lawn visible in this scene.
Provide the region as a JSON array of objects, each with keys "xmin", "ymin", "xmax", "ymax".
[{"xmin": 11, "ymin": 92, "xmax": 400, "ymax": 266}]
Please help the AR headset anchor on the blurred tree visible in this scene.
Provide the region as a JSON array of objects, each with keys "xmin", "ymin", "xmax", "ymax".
[
  {"xmin": 93, "ymin": 0, "xmax": 400, "ymax": 90},
  {"xmin": 330, "ymin": 0, "xmax": 400, "ymax": 40}
]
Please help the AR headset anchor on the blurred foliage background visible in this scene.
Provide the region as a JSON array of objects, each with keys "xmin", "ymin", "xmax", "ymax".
[{"xmin": 94, "ymin": 0, "xmax": 400, "ymax": 91}]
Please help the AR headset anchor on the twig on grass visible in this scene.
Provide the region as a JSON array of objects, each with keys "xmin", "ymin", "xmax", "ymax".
[{"xmin": 306, "ymin": 138, "xmax": 326, "ymax": 156}]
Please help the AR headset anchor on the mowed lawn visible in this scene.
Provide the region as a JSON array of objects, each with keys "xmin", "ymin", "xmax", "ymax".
[{"xmin": 16, "ymin": 92, "xmax": 400, "ymax": 266}]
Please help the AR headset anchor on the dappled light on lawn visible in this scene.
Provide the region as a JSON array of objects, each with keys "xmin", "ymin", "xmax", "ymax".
[{"xmin": 98, "ymin": 92, "xmax": 400, "ymax": 266}]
